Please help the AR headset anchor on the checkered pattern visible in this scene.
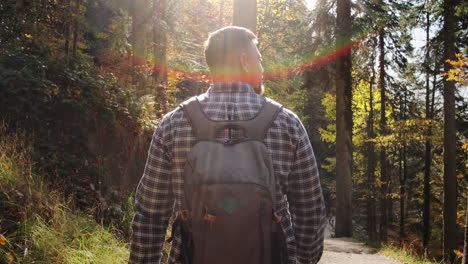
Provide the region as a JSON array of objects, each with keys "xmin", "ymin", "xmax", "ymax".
[{"xmin": 129, "ymin": 82, "xmax": 326, "ymax": 264}]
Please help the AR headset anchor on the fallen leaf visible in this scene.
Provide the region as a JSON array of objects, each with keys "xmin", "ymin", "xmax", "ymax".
[
  {"xmin": 6, "ymin": 252, "xmax": 15, "ymax": 263},
  {"xmin": 0, "ymin": 234, "xmax": 6, "ymax": 245}
]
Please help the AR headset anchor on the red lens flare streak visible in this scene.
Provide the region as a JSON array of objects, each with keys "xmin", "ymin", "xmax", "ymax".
[{"xmin": 119, "ymin": 31, "xmax": 370, "ymax": 86}]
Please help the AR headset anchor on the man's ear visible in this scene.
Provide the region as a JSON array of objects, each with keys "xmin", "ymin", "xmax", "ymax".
[{"xmin": 239, "ymin": 52, "xmax": 249, "ymax": 73}]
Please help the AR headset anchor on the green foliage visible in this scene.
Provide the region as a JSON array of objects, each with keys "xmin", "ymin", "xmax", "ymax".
[
  {"xmin": 0, "ymin": 39, "xmax": 153, "ymax": 239},
  {"xmin": 29, "ymin": 212, "xmax": 129, "ymax": 264},
  {"xmin": 2, "ymin": 0, "xmax": 467, "ymax": 262},
  {"xmin": 0, "ymin": 127, "xmax": 129, "ymax": 264},
  {"xmin": 318, "ymin": 77, "xmax": 385, "ymax": 171},
  {"xmin": 379, "ymin": 244, "xmax": 442, "ymax": 264}
]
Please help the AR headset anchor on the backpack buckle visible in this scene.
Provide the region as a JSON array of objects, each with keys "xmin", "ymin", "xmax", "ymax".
[
  {"xmin": 203, "ymin": 214, "xmax": 217, "ymax": 228},
  {"xmin": 273, "ymin": 212, "xmax": 281, "ymax": 224},
  {"xmin": 179, "ymin": 209, "xmax": 189, "ymax": 221},
  {"xmin": 223, "ymin": 139, "xmax": 235, "ymax": 145}
]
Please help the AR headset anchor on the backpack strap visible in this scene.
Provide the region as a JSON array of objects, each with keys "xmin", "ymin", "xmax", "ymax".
[{"xmin": 180, "ymin": 97, "xmax": 283, "ymax": 141}]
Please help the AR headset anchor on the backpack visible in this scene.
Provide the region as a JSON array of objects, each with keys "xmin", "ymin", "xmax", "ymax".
[{"xmin": 177, "ymin": 97, "xmax": 284, "ymax": 264}]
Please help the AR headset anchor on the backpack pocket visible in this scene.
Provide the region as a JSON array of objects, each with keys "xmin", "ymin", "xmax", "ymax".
[{"xmin": 191, "ymin": 183, "xmax": 272, "ymax": 264}]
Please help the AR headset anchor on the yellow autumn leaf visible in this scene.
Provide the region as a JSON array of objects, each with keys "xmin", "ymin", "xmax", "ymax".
[
  {"xmin": 453, "ymin": 249, "xmax": 463, "ymax": 258},
  {"xmin": 24, "ymin": 33, "xmax": 32, "ymax": 38},
  {"xmin": 462, "ymin": 140, "xmax": 468, "ymax": 152},
  {"xmin": 5, "ymin": 252, "xmax": 15, "ymax": 263},
  {"xmin": 0, "ymin": 234, "xmax": 6, "ymax": 245}
]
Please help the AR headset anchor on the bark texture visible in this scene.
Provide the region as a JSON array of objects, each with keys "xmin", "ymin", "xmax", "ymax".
[
  {"xmin": 232, "ymin": 0, "xmax": 257, "ymax": 33},
  {"xmin": 463, "ymin": 197, "xmax": 468, "ymax": 264},
  {"xmin": 132, "ymin": 0, "xmax": 148, "ymax": 65},
  {"xmin": 366, "ymin": 64, "xmax": 377, "ymax": 240},
  {"xmin": 335, "ymin": 0, "xmax": 353, "ymax": 237},
  {"xmin": 442, "ymin": 0, "xmax": 457, "ymax": 262},
  {"xmin": 423, "ymin": 3, "xmax": 432, "ymax": 248},
  {"xmin": 153, "ymin": 0, "xmax": 168, "ymax": 85},
  {"xmin": 72, "ymin": 0, "xmax": 81, "ymax": 56},
  {"xmin": 378, "ymin": 27, "xmax": 388, "ymax": 242}
]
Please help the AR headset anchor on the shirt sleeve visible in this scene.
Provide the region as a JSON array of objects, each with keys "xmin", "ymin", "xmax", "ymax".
[
  {"xmin": 129, "ymin": 116, "xmax": 174, "ymax": 264},
  {"xmin": 287, "ymin": 119, "xmax": 326, "ymax": 264}
]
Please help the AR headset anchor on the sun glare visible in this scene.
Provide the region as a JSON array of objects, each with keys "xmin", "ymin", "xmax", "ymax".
[{"xmin": 305, "ymin": 0, "xmax": 317, "ymax": 10}]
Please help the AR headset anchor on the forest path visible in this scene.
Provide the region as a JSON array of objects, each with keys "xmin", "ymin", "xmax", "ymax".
[{"xmin": 318, "ymin": 226, "xmax": 401, "ymax": 264}]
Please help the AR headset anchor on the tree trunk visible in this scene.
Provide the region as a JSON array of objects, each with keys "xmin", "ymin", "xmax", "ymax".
[
  {"xmin": 64, "ymin": 0, "xmax": 72, "ymax": 55},
  {"xmin": 153, "ymin": 0, "xmax": 168, "ymax": 85},
  {"xmin": 431, "ymin": 57, "xmax": 438, "ymax": 117},
  {"xmin": 463, "ymin": 197, "xmax": 468, "ymax": 264},
  {"xmin": 16, "ymin": 0, "xmax": 24, "ymax": 9},
  {"xmin": 378, "ymin": 27, "xmax": 388, "ymax": 242},
  {"xmin": 132, "ymin": 0, "xmax": 149, "ymax": 91},
  {"xmin": 132, "ymin": 0, "xmax": 147, "ymax": 62},
  {"xmin": 232, "ymin": 0, "xmax": 257, "ymax": 33},
  {"xmin": 335, "ymin": 0, "xmax": 353, "ymax": 237},
  {"xmin": 219, "ymin": 0, "xmax": 225, "ymax": 26},
  {"xmin": 442, "ymin": 0, "xmax": 457, "ymax": 262},
  {"xmin": 399, "ymin": 85, "xmax": 408, "ymax": 241},
  {"xmin": 399, "ymin": 144, "xmax": 407, "ymax": 240},
  {"xmin": 366, "ymin": 55, "xmax": 377, "ymax": 240},
  {"xmin": 152, "ymin": 0, "xmax": 168, "ymax": 114},
  {"xmin": 423, "ymin": 2, "xmax": 432, "ymax": 249},
  {"xmin": 72, "ymin": 0, "xmax": 81, "ymax": 56}
]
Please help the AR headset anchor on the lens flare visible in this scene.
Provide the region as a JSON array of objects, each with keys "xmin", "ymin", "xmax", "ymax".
[{"xmin": 128, "ymin": 29, "xmax": 371, "ymax": 87}]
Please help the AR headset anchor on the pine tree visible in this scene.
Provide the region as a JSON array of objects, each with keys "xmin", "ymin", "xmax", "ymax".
[
  {"xmin": 442, "ymin": 0, "xmax": 457, "ymax": 261},
  {"xmin": 233, "ymin": 0, "xmax": 257, "ymax": 32},
  {"xmin": 335, "ymin": 0, "xmax": 353, "ymax": 237}
]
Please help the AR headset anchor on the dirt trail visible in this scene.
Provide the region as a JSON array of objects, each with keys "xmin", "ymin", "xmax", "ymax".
[{"xmin": 318, "ymin": 226, "xmax": 401, "ymax": 264}]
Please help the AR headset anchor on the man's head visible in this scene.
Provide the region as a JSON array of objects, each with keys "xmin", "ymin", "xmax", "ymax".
[{"xmin": 204, "ymin": 26, "xmax": 264, "ymax": 94}]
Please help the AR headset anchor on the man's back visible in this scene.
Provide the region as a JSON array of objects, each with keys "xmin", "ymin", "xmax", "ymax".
[{"xmin": 129, "ymin": 82, "xmax": 326, "ymax": 264}]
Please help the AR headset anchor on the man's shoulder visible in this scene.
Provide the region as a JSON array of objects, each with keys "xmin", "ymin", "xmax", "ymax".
[
  {"xmin": 264, "ymin": 97, "xmax": 303, "ymax": 128},
  {"xmin": 158, "ymin": 95, "xmax": 304, "ymax": 130},
  {"xmin": 159, "ymin": 98, "xmax": 190, "ymax": 124}
]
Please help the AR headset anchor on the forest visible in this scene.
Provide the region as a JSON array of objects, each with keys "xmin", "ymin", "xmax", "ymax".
[{"xmin": 0, "ymin": 0, "xmax": 467, "ymax": 263}]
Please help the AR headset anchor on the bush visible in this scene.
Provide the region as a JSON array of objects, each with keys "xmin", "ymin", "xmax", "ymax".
[
  {"xmin": 0, "ymin": 41, "xmax": 151, "ymax": 223},
  {"xmin": 0, "ymin": 126, "xmax": 130, "ymax": 264}
]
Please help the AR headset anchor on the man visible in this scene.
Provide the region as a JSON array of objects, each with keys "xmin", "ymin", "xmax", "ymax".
[{"xmin": 129, "ymin": 26, "xmax": 326, "ymax": 264}]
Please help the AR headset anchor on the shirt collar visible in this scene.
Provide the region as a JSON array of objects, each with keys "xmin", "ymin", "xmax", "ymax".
[{"xmin": 207, "ymin": 82, "xmax": 255, "ymax": 93}]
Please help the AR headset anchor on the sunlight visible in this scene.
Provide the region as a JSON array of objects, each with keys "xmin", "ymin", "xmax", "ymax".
[{"xmin": 305, "ymin": 0, "xmax": 317, "ymax": 10}]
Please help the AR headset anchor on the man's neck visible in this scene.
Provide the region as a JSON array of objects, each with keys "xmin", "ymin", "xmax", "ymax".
[{"xmin": 211, "ymin": 78, "xmax": 263, "ymax": 95}]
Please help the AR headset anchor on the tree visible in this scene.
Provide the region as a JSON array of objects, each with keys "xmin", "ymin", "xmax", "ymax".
[
  {"xmin": 378, "ymin": 21, "xmax": 389, "ymax": 241},
  {"xmin": 72, "ymin": 0, "xmax": 82, "ymax": 56},
  {"xmin": 442, "ymin": 0, "xmax": 458, "ymax": 262},
  {"xmin": 233, "ymin": 0, "xmax": 257, "ymax": 33},
  {"xmin": 64, "ymin": 0, "xmax": 72, "ymax": 55},
  {"xmin": 463, "ymin": 196, "xmax": 468, "ymax": 264},
  {"xmin": 335, "ymin": 0, "xmax": 353, "ymax": 237},
  {"xmin": 423, "ymin": 0, "xmax": 433, "ymax": 248},
  {"xmin": 365, "ymin": 52, "xmax": 377, "ymax": 240},
  {"xmin": 152, "ymin": 0, "xmax": 168, "ymax": 85},
  {"xmin": 131, "ymin": 0, "xmax": 149, "ymax": 91}
]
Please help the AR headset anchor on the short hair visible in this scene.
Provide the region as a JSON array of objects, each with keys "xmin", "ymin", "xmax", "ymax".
[{"xmin": 204, "ymin": 26, "xmax": 258, "ymax": 73}]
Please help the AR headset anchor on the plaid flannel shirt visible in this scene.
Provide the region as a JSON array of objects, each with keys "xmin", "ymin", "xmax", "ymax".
[{"xmin": 129, "ymin": 82, "xmax": 326, "ymax": 264}]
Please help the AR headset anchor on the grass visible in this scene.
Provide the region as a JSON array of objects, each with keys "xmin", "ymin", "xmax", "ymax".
[
  {"xmin": 378, "ymin": 244, "xmax": 442, "ymax": 264},
  {"xmin": 29, "ymin": 211, "xmax": 129, "ymax": 264},
  {"xmin": 0, "ymin": 125, "xmax": 130, "ymax": 263},
  {"xmin": 356, "ymin": 229, "xmax": 444, "ymax": 264},
  {"xmin": 360, "ymin": 235, "xmax": 443, "ymax": 264}
]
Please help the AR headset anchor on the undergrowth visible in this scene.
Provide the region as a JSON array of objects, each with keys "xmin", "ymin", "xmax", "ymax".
[
  {"xmin": 378, "ymin": 244, "xmax": 442, "ymax": 264},
  {"xmin": 0, "ymin": 126, "xmax": 129, "ymax": 264},
  {"xmin": 358, "ymin": 229, "xmax": 444, "ymax": 264}
]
